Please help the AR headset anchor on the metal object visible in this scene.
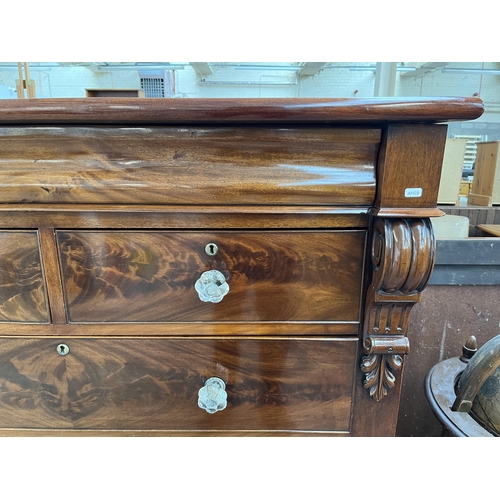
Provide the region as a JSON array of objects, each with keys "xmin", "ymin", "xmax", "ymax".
[
  {"xmin": 198, "ymin": 377, "xmax": 227, "ymax": 414},
  {"xmin": 195, "ymin": 270, "xmax": 229, "ymax": 303},
  {"xmin": 425, "ymin": 335, "xmax": 500, "ymax": 436},
  {"xmin": 453, "ymin": 335, "xmax": 500, "ymax": 413},
  {"xmin": 57, "ymin": 343, "xmax": 70, "ymax": 356},
  {"xmin": 204, "ymin": 243, "xmax": 219, "ymax": 256}
]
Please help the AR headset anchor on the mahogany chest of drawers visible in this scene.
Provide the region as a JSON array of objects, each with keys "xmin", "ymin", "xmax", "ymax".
[{"xmin": 0, "ymin": 97, "xmax": 483, "ymax": 436}]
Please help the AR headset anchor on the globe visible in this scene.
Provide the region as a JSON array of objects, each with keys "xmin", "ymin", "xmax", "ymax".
[{"xmin": 457, "ymin": 335, "xmax": 500, "ymax": 436}]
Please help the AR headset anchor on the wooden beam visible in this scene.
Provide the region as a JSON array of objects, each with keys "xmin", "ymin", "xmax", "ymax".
[{"xmin": 15, "ymin": 62, "xmax": 36, "ymax": 98}]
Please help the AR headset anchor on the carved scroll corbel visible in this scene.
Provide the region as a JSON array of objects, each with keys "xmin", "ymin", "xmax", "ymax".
[{"xmin": 361, "ymin": 217, "xmax": 435, "ymax": 401}]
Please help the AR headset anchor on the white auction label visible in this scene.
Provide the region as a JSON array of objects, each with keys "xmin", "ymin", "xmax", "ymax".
[{"xmin": 404, "ymin": 188, "xmax": 423, "ymax": 198}]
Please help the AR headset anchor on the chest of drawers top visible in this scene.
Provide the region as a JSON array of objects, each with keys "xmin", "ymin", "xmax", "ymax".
[{"xmin": 0, "ymin": 97, "xmax": 483, "ymax": 211}]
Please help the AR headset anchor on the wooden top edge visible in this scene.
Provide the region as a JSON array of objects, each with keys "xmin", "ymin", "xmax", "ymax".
[
  {"xmin": 371, "ymin": 207, "xmax": 445, "ymax": 218},
  {"xmin": 0, "ymin": 97, "xmax": 484, "ymax": 124}
]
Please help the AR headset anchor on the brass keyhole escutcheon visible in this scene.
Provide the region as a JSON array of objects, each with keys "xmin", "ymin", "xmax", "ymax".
[
  {"xmin": 57, "ymin": 344, "xmax": 70, "ymax": 356},
  {"xmin": 205, "ymin": 243, "xmax": 219, "ymax": 256}
]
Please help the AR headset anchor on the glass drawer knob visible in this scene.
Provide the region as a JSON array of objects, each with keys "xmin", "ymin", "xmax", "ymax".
[
  {"xmin": 195, "ymin": 270, "xmax": 229, "ymax": 303},
  {"xmin": 198, "ymin": 377, "xmax": 227, "ymax": 414}
]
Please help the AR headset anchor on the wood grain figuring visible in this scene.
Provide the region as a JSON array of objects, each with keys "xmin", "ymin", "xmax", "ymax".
[
  {"xmin": 0, "ymin": 337, "xmax": 357, "ymax": 432},
  {"xmin": 0, "ymin": 232, "xmax": 48, "ymax": 323},
  {"xmin": 38, "ymin": 229, "xmax": 67, "ymax": 324},
  {"xmin": 375, "ymin": 124, "xmax": 448, "ymax": 209},
  {"xmin": 0, "ymin": 97, "xmax": 481, "ymax": 437},
  {"xmin": 57, "ymin": 231, "xmax": 366, "ymax": 323},
  {"xmin": 0, "ymin": 205, "xmax": 370, "ymax": 230},
  {"xmin": 0, "ymin": 97, "xmax": 484, "ymax": 124},
  {"xmin": 0, "ymin": 126, "xmax": 378, "ymax": 205}
]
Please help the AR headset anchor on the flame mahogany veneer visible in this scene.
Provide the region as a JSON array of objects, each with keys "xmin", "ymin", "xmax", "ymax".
[{"xmin": 0, "ymin": 97, "xmax": 483, "ymax": 436}]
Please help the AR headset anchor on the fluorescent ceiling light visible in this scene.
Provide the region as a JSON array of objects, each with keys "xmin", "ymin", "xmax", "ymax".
[
  {"xmin": 233, "ymin": 65, "xmax": 301, "ymax": 71},
  {"xmin": 349, "ymin": 66, "xmax": 416, "ymax": 72},
  {"xmin": 198, "ymin": 80, "xmax": 297, "ymax": 86},
  {"xmin": 97, "ymin": 64, "xmax": 186, "ymax": 70},
  {"xmin": 442, "ymin": 68, "xmax": 500, "ymax": 75}
]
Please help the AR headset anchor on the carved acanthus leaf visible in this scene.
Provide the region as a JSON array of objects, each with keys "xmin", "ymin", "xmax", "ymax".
[{"xmin": 361, "ymin": 353, "xmax": 403, "ymax": 402}]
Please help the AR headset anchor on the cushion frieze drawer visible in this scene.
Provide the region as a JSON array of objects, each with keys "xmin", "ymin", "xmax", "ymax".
[
  {"xmin": 0, "ymin": 126, "xmax": 378, "ymax": 206},
  {"xmin": 0, "ymin": 231, "xmax": 49, "ymax": 323},
  {"xmin": 57, "ymin": 230, "xmax": 366, "ymax": 324},
  {"xmin": 0, "ymin": 337, "xmax": 357, "ymax": 433}
]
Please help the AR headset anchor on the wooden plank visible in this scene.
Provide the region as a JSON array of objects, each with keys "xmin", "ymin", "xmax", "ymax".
[
  {"xmin": 468, "ymin": 193, "xmax": 492, "ymax": 207},
  {"xmin": 470, "ymin": 142, "xmax": 500, "ymax": 205},
  {"xmin": 486, "ymin": 209, "xmax": 496, "ymax": 224},
  {"xmin": 477, "ymin": 224, "xmax": 500, "ymax": 237},
  {"xmin": 438, "ymin": 139, "xmax": 467, "ymax": 204},
  {"xmin": 0, "ymin": 97, "xmax": 485, "ymax": 125},
  {"xmin": 0, "ymin": 126, "xmax": 378, "ymax": 205},
  {"xmin": 477, "ymin": 209, "xmax": 489, "ymax": 226}
]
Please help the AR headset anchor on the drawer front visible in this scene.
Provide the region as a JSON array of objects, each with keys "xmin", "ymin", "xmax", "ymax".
[
  {"xmin": 57, "ymin": 231, "xmax": 365, "ymax": 323},
  {"xmin": 0, "ymin": 126, "xmax": 378, "ymax": 206},
  {"xmin": 0, "ymin": 231, "xmax": 49, "ymax": 323},
  {"xmin": 0, "ymin": 337, "xmax": 356, "ymax": 433}
]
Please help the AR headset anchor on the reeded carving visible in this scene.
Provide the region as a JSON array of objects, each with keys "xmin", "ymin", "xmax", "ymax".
[
  {"xmin": 361, "ymin": 217, "xmax": 435, "ymax": 401},
  {"xmin": 370, "ymin": 218, "xmax": 435, "ymax": 296}
]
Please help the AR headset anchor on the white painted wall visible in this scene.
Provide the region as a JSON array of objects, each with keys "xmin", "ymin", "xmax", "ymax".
[{"xmin": 0, "ymin": 65, "xmax": 140, "ymax": 98}]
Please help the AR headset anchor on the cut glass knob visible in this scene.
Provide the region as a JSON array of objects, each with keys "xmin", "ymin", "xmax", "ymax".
[
  {"xmin": 198, "ymin": 377, "xmax": 228, "ymax": 414},
  {"xmin": 195, "ymin": 270, "xmax": 229, "ymax": 303}
]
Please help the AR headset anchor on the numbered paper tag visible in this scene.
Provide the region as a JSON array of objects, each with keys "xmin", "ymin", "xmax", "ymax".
[{"xmin": 405, "ymin": 188, "xmax": 422, "ymax": 198}]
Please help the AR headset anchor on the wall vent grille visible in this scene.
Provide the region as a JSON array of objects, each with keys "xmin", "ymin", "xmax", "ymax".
[{"xmin": 140, "ymin": 77, "xmax": 165, "ymax": 98}]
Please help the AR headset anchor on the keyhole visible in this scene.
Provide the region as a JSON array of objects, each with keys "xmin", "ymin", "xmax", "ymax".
[
  {"xmin": 205, "ymin": 243, "xmax": 219, "ymax": 256},
  {"xmin": 57, "ymin": 344, "xmax": 69, "ymax": 356}
]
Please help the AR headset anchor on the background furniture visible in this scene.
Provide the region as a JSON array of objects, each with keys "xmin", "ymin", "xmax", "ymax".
[
  {"xmin": 469, "ymin": 141, "xmax": 500, "ymax": 206},
  {"xmin": 0, "ymin": 97, "xmax": 483, "ymax": 436},
  {"xmin": 85, "ymin": 88, "xmax": 145, "ymax": 97},
  {"xmin": 437, "ymin": 138, "xmax": 468, "ymax": 204}
]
